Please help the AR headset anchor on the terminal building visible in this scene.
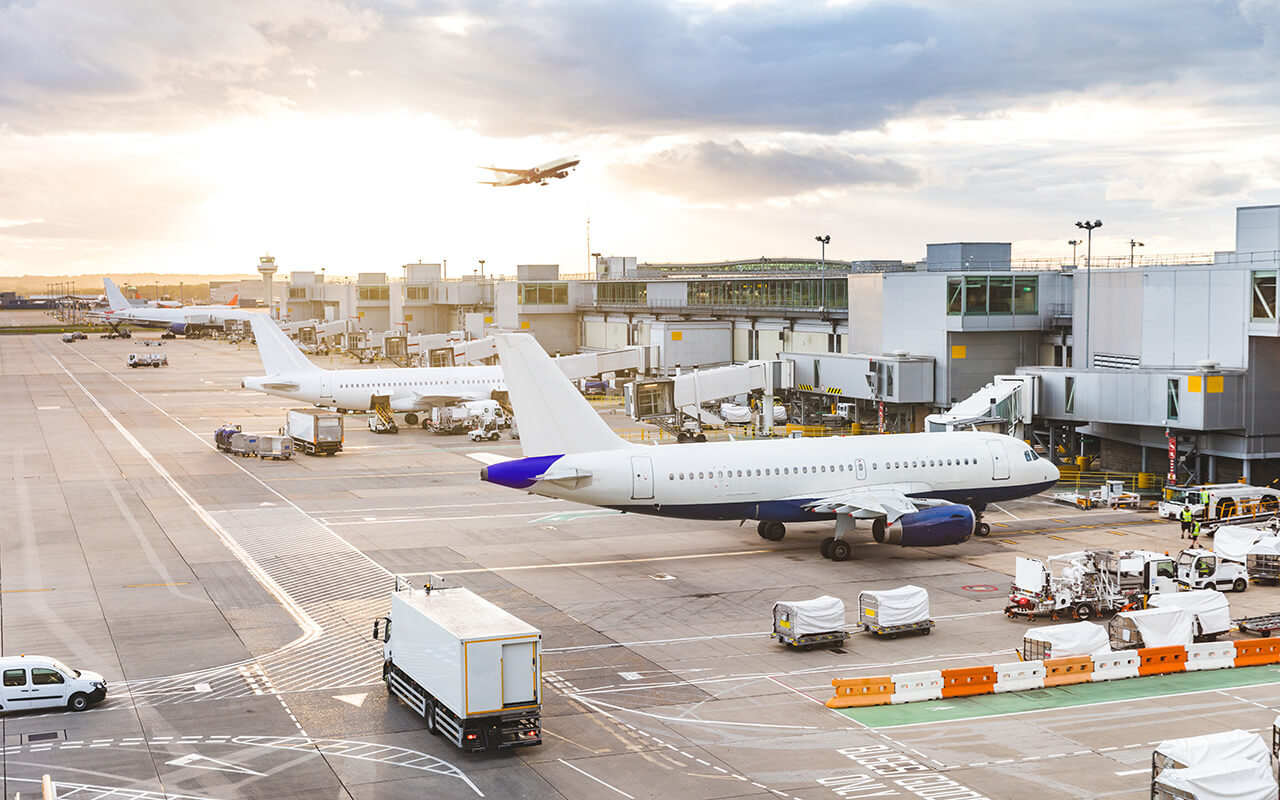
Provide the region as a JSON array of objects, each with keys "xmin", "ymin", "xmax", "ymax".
[{"xmin": 270, "ymin": 204, "xmax": 1280, "ymax": 483}]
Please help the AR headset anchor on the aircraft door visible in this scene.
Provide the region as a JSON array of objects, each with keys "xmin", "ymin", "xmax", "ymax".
[
  {"xmin": 987, "ymin": 440, "xmax": 1010, "ymax": 481},
  {"xmin": 320, "ymin": 372, "xmax": 334, "ymax": 402},
  {"xmin": 855, "ymin": 458, "xmax": 867, "ymax": 481},
  {"xmin": 631, "ymin": 456, "xmax": 654, "ymax": 500}
]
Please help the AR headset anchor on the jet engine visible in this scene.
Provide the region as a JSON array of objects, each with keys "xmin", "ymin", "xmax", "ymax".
[
  {"xmin": 872, "ymin": 505, "xmax": 974, "ymax": 547},
  {"xmin": 169, "ymin": 322, "xmax": 187, "ymax": 335}
]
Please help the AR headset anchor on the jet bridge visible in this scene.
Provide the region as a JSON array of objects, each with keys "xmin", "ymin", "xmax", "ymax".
[
  {"xmin": 925, "ymin": 374, "xmax": 1038, "ymax": 438},
  {"xmin": 625, "ymin": 360, "xmax": 794, "ymax": 438}
]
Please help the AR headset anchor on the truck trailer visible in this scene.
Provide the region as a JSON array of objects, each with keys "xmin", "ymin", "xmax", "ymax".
[
  {"xmin": 286, "ymin": 408, "xmax": 343, "ymax": 455},
  {"xmin": 373, "ymin": 576, "xmax": 541, "ymax": 752}
]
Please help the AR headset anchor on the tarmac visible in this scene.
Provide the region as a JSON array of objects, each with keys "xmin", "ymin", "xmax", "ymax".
[{"xmin": 3, "ymin": 320, "xmax": 1280, "ymax": 799}]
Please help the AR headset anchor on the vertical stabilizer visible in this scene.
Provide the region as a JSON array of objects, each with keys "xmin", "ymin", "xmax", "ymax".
[
  {"xmin": 249, "ymin": 315, "xmax": 322, "ymax": 375},
  {"xmin": 495, "ymin": 334, "xmax": 628, "ymax": 456},
  {"xmin": 102, "ymin": 278, "xmax": 131, "ymax": 312}
]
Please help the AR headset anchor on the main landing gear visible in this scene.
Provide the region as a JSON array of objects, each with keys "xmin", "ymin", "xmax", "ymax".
[
  {"xmin": 404, "ymin": 412, "xmax": 419, "ymax": 427},
  {"xmin": 757, "ymin": 521, "xmax": 785, "ymax": 542}
]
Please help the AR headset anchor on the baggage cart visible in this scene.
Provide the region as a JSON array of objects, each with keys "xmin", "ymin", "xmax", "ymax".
[
  {"xmin": 1108, "ymin": 607, "xmax": 1194, "ymax": 650},
  {"xmin": 1246, "ymin": 535, "xmax": 1280, "ymax": 585},
  {"xmin": 772, "ymin": 596, "xmax": 849, "ymax": 649},
  {"xmin": 1021, "ymin": 621, "xmax": 1110, "ymax": 661},
  {"xmin": 213, "ymin": 424, "xmax": 241, "ymax": 453},
  {"xmin": 229, "ymin": 432, "xmax": 259, "ymax": 457},
  {"xmin": 257, "ymin": 435, "xmax": 293, "ymax": 460},
  {"xmin": 1234, "ymin": 613, "xmax": 1280, "ymax": 637},
  {"xmin": 858, "ymin": 586, "xmax": 933, "ymax": 639}
]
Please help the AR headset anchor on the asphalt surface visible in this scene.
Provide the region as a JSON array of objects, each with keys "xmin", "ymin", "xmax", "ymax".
[{"xmin": 3, "ymin": 322, "xmax": 1279, "ymax": 799}]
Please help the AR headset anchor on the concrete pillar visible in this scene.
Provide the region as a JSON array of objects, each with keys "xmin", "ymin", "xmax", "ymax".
[
  {"xmin": 1244, "ymin": 458, "xmax": 1253, "ymax": 484},
  {"xmin": 1207, "ymin": 455, "xmax": 1217, "ymax": 483},
  {"xmin": 1140, "ymin": 446, "xmax": 1148, "ymax": 474}
]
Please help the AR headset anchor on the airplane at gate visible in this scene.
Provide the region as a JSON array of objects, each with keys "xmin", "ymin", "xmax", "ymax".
[
  {"xmin": 92, "ymin": 278, "xmax": 255, "ymax": 336},
  {"xmin": 480, "ymin": 334, "xmax": 1060, "ymax": 561},
  {"xmin": 242, "ymin": 315, "xmax": 505, "ymax": 425}
]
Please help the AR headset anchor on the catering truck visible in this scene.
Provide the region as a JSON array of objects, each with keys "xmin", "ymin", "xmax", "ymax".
[
  {"xmin": 286, "ymin": 408, "xmax": 343, "ymax": 456},
  {"xmin": 372, "ymin": 576, "xmax": 541, "ymax": 752}
]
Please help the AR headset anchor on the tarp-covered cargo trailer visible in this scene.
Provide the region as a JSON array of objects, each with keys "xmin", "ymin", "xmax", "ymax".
[
  {"xmin": 773, "ymin": 596, "xmax": 848, "ymax": 648},
  {"xmin": 1247, "ymin": 536, "xmax": 1280, "ymax": 585},
  {"xmin": 1022, "ymin": 621, "xmax": 1111, "ymax": 661},
  {"xmin": 1108, "ymin": 607, "xmax": 1194, "ymax": 650},
  {"xmin": 1151, "ymin": 730, "xmax": 1275, "ymax": 800},
  {"xmin": 859, "ymin": 586, "xmax": 933, "ymax": 638},
  {"xmin": 1147, "ymin": 589, "xmax": 1231, "ymax": 639}
]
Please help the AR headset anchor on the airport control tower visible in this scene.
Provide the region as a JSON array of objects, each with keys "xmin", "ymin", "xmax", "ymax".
[{"xmin": 258, "ymin": 254, "xmax": 277, "ymax": 318}]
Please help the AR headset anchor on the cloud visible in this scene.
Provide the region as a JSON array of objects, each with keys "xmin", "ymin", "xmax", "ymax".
[{"xmin": 615, "ymin": 139, "xmax": 918, "ymax": 201}]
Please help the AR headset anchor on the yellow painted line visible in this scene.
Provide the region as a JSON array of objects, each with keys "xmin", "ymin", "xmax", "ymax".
[
  {"xmin": 993, "ymin": 522, "xmax": 1010, "ymax": 528},
  {"xmin": 124, "ymin": 582, "xmax": 189, "ymax": 588},
  {"xmin": 409, "ymin": 547, "xmax": 810, "ymax": 576},
  {"xmin": 1048, "ymin": 536, "xmax": 1066, "ymax": 541},
  {"xmin": 1000, "ymin": 539, "xmax": 1017, "ymax": 544},
  {"xmin": 1110, "ymin": 531, "xmax": 1126, "ymax": 536},
  {"xmin": 1, "ymin": 588, "xmax": 54, "ymax": 593}
]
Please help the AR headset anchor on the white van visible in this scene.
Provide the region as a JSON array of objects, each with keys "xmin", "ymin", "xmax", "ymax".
[{"xmin": 0, "ymin": 656, "xmax": 107, "ymax": 712}]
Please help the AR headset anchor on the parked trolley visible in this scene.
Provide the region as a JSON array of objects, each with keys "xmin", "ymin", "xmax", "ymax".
[
  {"xmin": 1151, "ymin": 729, "xmax": 1275, "ymax": 800},
  {"xmin": 858, "ymin": 586, "xmax": 933, "ymax": 638},
  {"xmin": 257, "ymin": 435, "xmax": 293, "ymax": 460},
  {"xmin": 771, "ymin": 596, "xmax": 849, "ymax": 650}
]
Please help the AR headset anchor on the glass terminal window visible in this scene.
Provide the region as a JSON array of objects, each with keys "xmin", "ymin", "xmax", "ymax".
[{"xmin": 1253, "ymin": 271, "xmax": 1277, "ymax": 321}]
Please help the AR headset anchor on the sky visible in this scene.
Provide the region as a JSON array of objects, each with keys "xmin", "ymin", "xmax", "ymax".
[{"xmin": 2, "ymin": 0, "xmax": 1280, "ymax": 278}]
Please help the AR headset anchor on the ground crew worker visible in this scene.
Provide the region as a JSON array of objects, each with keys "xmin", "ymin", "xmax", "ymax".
[
  {"xmin": 1190, "ymin": 518, "xmax": 1201, "ymax": 547},
  {"xmin": 1181, "ymin": 507, "xmax": 1194, "ymax": 538}
]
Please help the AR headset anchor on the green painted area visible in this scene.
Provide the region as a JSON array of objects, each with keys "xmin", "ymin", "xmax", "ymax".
[{"xmin": 839, "ymin": 665, "xmax": 1280, "ymax": 728}]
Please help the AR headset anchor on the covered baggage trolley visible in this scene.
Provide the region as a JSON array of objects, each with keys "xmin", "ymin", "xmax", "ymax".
[
  {"xmin": 772, "ymin": 596, "xmax": 848, "ymax": 650},
  {"xmin": 1021, "ymin": 621, "xmax": 1110, "ymax": 661},
  {"xmin": 858, "ymin": 585, "xmax": 933, "ymax": 639},
  {"xmin": 1108, "ymin": 607, "xmax": 1194, "ymax": 650},
  {"xmin": 1147, "ymin": 589, "xmax": 1231, "ymax": 641},
  {"xmin": 1151, "ymin": 729, "xmax": 1275, "ymax": 800},
  {"xmin": 1247, "ymin": 536, "xmax": 1280, "ymax": 585}
]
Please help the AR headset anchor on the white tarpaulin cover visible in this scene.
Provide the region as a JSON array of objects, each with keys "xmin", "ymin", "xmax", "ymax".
[
  {"xmin": 1014, "ymin": 557, "xmax": 1048, "ymax": 594},
  {"xmin": 1024, "ymin": 622, "xmax": 1111, "ymax": 657},
  {"xmin": 1156, "ymin": 729, "xmax": 1273, "ymax": 770},
  {"xmin": 719, "ymin": 403, "xmax": 752, "ymax": 424},
  {"xmin": 1214, "ymin": 525, "xmax": 1270, "ymax": 563},
  {"xmin": 774, "ymin": 596, "xmax": 845, "ymax": 636},
  {"xmin": 859, "ymin": 586, "xmax": 930, "ymax": 627},
  {"xmin": 1117, "ymin": 607, "xmax": 1195, "ymax": 647},
  {"xmin": 1249, "ymin": 535, "xmax": 1280, "ymax": 557},
  {"xmin": 1148, "ymin": 589, "xmax": 1232, "ymax": 636},
  {"xmin": 1156, "ymin": 759, "xmax": 1276, "ymax": 800}
]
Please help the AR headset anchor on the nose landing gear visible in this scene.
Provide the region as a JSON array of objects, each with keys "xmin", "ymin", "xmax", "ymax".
[{"xmin": 971, "ymin": 504, "xmax": 991, "ymax": 537}]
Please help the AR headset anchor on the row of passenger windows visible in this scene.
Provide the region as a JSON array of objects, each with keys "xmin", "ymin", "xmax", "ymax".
[
  {"xmin": 667, "ymin": 456, "xmax": 982, "ymax": 481},
  {"xmin": 338, "ymin": 379, "xmax": 496, "ymax": 389}
]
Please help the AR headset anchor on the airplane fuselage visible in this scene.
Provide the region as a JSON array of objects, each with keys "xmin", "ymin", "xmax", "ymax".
[
  {"xmin": 245, "ymin": 365, "xmax": 506, "ymax": 412},
  {"xmin": 483, "ymin": 431, "xmax": 1058, "ymax": 522}
]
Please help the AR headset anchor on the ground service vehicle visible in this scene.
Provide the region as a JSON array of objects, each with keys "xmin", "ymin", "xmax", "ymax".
[
  {"xmin": 373, "ymin": 576, "xmax": 541, "ymax": 752},
  {"xmin": 1006, "ymin": 550, "xmax": 1175, "ymax": 621},
  {"xmin": 0, "ymin": 655, "xmax": 107, "ymax": 712},
  {"xmin": 287, "ymin": 409, "xmax": 343, "ymax": 455},
  {"xmin": 127, "ymin": 353, "xmax": 167, "ymax": 368},
  {"xmin": 1176, "ymin": 548, "xmax": 1249, "ymax": 592},
  {"xmin": 1158, "ymin": 483, "xmax": 1280, "ymax": 525},
  {"xmin": 468, "ymin": 424, "xmax": 501, "ymax": 442}
]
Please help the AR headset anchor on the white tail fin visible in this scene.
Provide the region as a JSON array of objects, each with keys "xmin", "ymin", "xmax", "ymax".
[
  {"xmin": 495, "ymin": 334, "xmax": 628, "ymax": 456},
  {"xmin": 249, "ymin": 315, "xmax": 321, "ymax": 375},
  {"xmin": 102, "ymin": 278, "xmax": 131, "ymax": 312}
]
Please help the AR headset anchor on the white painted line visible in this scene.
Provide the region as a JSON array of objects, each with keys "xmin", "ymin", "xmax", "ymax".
[
  {"xmin": 412, "ymin": 548, "xmax": 793, "ymax": 576},
  {"xmin": 557, "ymin": 758, "xmax": 635, "ymax": 799},
  {"xmin": 1115, "ymin": 769, "xmax": 1149, "ymax": 776}
]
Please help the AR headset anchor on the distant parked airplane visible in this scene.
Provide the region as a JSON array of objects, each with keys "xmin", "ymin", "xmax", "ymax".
[
  {"xmin": 479, "ymin": 155, "xmax": 580, "ymax": 187},
  {"xmin": 91, "ymin": 278, "xmax": 255, "ymax": 336}
]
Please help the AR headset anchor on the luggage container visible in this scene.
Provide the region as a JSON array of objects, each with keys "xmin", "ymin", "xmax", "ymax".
[
  {"xmin": 1108, "ymin": 607, "xmax": 1194, "ymax": 650},
  {"xmin": 858, "ymin": 586, "xmax": 933, "ymax": 638},
  {"xmin": 1146, "ymin": 589, "xmax": 1231, "ymax": 640},
  {"xmin": 1021, "ymin": 621, "xmax": 1110, "ymax": 661},
  {"xmin": 229, "ymin": 432, "xmax": 259, "ymax": 457},
  {"xmin": 772, "ymin": 596, "xmax": 849, "ymax": 649},
  {"xmin": 1246, "ymin": 536, "xmax": 1280, "ymax": 585},
  {"xmin": 257, "ymin": 435, "xmax": 293, "ymax": 460},
  {"xmin": 287, "ymin": 408, "xmax": 344, "ymax": 455},
  {"xmin": 1151, "ymin": 729, "xmax": 1274, "ymax": 800}
]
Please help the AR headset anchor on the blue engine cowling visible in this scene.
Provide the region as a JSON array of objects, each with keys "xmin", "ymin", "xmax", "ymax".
[
  {"xmin": 169, "ymin": 322, "xmax": 187, "ymax": 335},
  {"xmin": 872, "ymin": 505, "xmax": 975, "ymax": 547}
]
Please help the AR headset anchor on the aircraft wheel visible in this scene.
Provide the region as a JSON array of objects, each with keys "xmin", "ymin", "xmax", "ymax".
[
  {"xmin": 404, "ymin": 413, "xmax": 419, "ymax": 426},
  {"xmin": 759, "ymin": 521, "xmax": 786, "ymax": 541},
  {"xmin": 695, "ymin": 434, "xmax": 707, "ymax": 442},
  {"xmin": 820, "ymin": 537, "xmax": 835, "ymax": 559},
  {"xmin": 976, "ymin": 523, "xmax": 991, "ymax": 537},
  {"xmin": 829, "ymin": 539, "xmax": 852, "ymax": 562}
]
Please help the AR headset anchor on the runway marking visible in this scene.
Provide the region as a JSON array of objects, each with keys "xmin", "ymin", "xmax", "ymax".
[
  {"xmin": 1114, "ymin": 768, "xmax": 1148, "ymax": 776},
  {"xmin": 558, "ymin": 758, "xmax": 635, "ymax": 798},
  {"xmin": 124, "ymin": 582, "xmax": 189, "ymax": 588},
  {"xmin": 0, "ymin": 587, "xmax": 54, "ymax": 593},
  {"xmin": 325, "ymin": 511, "xmax": 549, "ymax": 525},
  {"xmin": 415, "ymin": 547, "xmax": 806, "ymax": 577}
]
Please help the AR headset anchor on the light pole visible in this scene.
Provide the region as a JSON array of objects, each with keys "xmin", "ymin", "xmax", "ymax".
[
  {"xmin": 1128, "ymin": 239, "xmax": 1144, "ymax": 268},
  {"xmin": 814, "ymin": 235, "xmax": 830, "ymax": 269},
  {"xmin": 1075, "ymin": 219, "xmax": 1102, "ymax": 369},
  {"xmin": 478, "ymin": 259, "xmax": 485, "ymax": 278},
  {"xmin": 1068, "ymin": 239, "xmax": 1081, "ymax": 266},
  {"xmin": 815, "ymin": 235, "xmax": 831, "ymax": 312}
]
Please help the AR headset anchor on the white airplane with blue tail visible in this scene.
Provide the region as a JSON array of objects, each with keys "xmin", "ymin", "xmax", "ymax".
[{"xmin": 480, "ymin": 334, "xmax": 1060, "ymax": 561}]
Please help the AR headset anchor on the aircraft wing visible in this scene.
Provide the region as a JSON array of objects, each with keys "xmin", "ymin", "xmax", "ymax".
[
  {"xmin": 467, "ymin": 452, "xmax": 513, "ymax": 466},
  {"xmin": 802, "ymin": 484, "xmax": 945, "ymax": 523},
  {"xmin": 408, "ymin": 390, "xmax": 492, "ymax": 407},
  {"xmin": 479, "ymin": 165, "xmax": 532, "ymax": 176}
]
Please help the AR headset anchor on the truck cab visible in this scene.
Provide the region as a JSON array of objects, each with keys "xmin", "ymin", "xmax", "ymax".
[
  {"xmin": 0, "ymin": 656, "xmax": 107, "ymax": 712},
  {"xmin": 1176, "ymin": 548, "xmax": 1249, "ymax": 592}
]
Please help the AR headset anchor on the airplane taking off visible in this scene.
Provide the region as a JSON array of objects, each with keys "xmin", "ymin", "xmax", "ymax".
[
  {"xmin": 480, "ymin": 334, "xmax": 1061, "ymax": 561},
  {"xmin": 478, "ymin": 155, "xmax": 580, "ymax": 187},
  {"xmin": 91, "ymin": 278, "xmax": 255, "ymax": 337},
  {"xmin": 242, "ymin": 315, "xmax": 505, "ymax": 425}
]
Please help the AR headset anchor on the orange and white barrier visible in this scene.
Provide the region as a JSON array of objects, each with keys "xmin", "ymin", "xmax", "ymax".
[
  {"xmin": 1185, "ymin": 642, "xmax": 1236, "ymax": 672},
  {"xmin": 889, "ymin": 671, "xmax": 943, "ymax": 704},
  {"xmin": 1090, "ymin": 650, "xmax": 1139, "ymax": 681},
  {"xmin": 994, "ymin": 661, "xmax": 1045, "ymax": 693}
]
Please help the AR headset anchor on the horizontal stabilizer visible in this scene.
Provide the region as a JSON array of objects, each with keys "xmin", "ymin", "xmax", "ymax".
[
  {"xmin": 467, "ymin": 452, "xmax": 513, "ymax": 466},
  {"xmin": 535, "ymin": 467, "xmax": 592, "ymax": 488}
]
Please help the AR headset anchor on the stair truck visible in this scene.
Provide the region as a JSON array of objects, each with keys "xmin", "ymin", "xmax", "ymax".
[
  {"xmin": 372, "ymin": 575, "xmax": 541, "ymax": 752},
  {"xmin": 286, "ymin": 408, "xmax": 344, "ymax": 456}
]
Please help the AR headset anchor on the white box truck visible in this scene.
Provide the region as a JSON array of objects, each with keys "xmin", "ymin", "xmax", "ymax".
[
  {"xmin": 373, "ymin": 577, "xmax": 541, "ymax": 752},
  {"xmin": 286, "ymin": 408, "xmax": 343, "ymax": 455}
]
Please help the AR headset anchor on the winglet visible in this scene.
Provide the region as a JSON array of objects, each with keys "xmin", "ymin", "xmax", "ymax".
[{"xmin": 494, "ymin": 334, "xmax": 629, "ymax": 457}]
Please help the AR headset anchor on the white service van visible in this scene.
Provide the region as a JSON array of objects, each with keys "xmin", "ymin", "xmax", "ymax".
[{"xmin": 0, "ymin": 656, "xmax": 107, "ymax": 712}]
